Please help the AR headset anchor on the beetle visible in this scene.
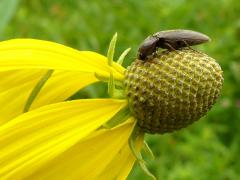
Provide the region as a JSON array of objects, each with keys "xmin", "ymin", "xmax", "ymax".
[{"xmin": 138, "ymin": 29, "xmax": 211, "ymax": 60}]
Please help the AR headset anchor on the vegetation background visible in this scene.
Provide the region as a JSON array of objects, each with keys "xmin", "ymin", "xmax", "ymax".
[{"xmin": 1, "ymin": 0, "xmax": 239, "ymax": 179}]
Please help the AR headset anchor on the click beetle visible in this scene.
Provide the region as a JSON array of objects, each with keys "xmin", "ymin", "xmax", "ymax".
[{"xmin": 138, "ymin": 29, "xmax": 211, "ymax": 60}]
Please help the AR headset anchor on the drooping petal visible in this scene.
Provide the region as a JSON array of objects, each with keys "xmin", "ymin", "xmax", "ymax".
[
  {"xmin": 26, "ymin": 120, "xmax": 136, "ymax": 180},
  {"xmin": 29, "ymin": 71, "xmax": 98, "ymax": 109},
  {"xmin": 0, "ymin": 39, "xmax": 125, "ymax": 80},
  {"xmin": 0, "ymin": 70, "xmax": 98, "ymax": 124},
  {"xmin": 98, "ymin": 142, "xmax": 137, "ymax": 180},
  {"xmin": 99, "ymin": 121, "xmax": 144, "ymax": 180},
  {"xmin": 99, "ymin": 143, "xmax": 136, "ymax": 180},
  {"xmin": 0, "ymin": 99, "xmax": 126, "ymax": 179},
  {"xmin": 115, "ymin": 135, "xmax": 144, "ymax": 180}
]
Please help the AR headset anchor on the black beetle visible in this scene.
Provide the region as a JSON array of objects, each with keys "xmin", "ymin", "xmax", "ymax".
[{"xmin": 138, "ymin": 29, "xmax": 211, "ymax": 60}]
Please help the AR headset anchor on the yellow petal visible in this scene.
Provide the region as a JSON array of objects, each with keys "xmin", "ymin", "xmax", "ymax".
[
  {"xmin": 0, "ymin": 70, "xmax": 46, "ymax": 124},
  {"xmin": 99, "ymin": 142, "xmax": 137, "ymax": 180},
  {"xmin": 0, "ymin": 70, "xmax": 98, "ymax": 124},
  {"xmin": 0, "ymin": 99, "xmax": 126, "ymax": 179},
  {"xmin": 30, "ymin": 71, "xmax": 98, "ymax": 109},
  {"xmin": 115, "ymin": 135, "xmax": 144, "ymax": 180},
  {"xmin": 27, "ymin": 120, "xmax": 136, "ymax": 180},
  {"xmin": 0, "ymin": 70, "xmax": 45, "ymax": 92},
  {"xmin": 99, "ymin": 120, "xmax": 144, "ymax": 180},
  {"xmin": 0, "ymin": 39, "xmax": 125, "ymax": 80}
]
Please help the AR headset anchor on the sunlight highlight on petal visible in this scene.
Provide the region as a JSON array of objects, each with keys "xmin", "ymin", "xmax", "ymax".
[{"xmin": 0, "ymin": 99, "xmax": 126, "ymax": 179}]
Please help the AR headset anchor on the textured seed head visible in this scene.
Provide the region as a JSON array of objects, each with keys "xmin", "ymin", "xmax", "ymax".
[{"xmin": 124, "ymin": 49, "xmax": 224, "ymax": 134}]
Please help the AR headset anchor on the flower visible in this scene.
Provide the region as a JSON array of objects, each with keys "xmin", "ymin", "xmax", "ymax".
[
  {"xmin": 0, "ymin": 32, "xmax": 224, "ymax": 180},
  {"xmin": 0, "ymin": 34, "xmax": 148, "ymax": 179}
]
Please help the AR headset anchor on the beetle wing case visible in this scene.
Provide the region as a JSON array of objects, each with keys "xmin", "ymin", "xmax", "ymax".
[
  {"xmin": 138, "ymin": 29, "xmax": 211, "ymax": 61},
  {"xmin": 153, "ymin": 29, "xmax": 211, "ymax": 45}
]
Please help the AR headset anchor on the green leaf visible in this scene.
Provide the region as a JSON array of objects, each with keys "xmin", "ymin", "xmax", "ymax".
[{"xmin": 0, "ymin": 0, "xmax": 19, "ymax": 36}]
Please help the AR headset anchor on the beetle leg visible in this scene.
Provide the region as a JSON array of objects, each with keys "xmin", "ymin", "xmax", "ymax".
[
  {"xmin": 163, "ymin": 42, "xmax": 181, "ymax": 55},
  {"xmin": 182, "ymin": 40, "xmax": 203, "ymax": 54},
  {"xmin": 182, "ymin": 40, "xmax": 195, "ymax": 50},
  {"xmin": 163, "ymin": 42, "xmax": 176, "ymax": 51}
]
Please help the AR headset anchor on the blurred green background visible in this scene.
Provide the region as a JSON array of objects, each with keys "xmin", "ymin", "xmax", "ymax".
[{"xmin": 1, "ymin": 0, "xmax": 239, "ymax": 179}]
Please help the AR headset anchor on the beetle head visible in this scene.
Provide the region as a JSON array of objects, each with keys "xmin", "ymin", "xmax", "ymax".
[{"xmin": 138, "ymin": 36, "xmax": 159, "ymax": 60}]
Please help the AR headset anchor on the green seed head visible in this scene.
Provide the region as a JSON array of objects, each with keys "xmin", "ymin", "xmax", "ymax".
[{"xmin": 124, "ymin": 49, "xmax": 223, "ymax": 134}]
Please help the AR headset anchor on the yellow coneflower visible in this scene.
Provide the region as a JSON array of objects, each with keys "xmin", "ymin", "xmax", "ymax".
[{"xmin": 0, "ymin": 33, "xmax": 223, "ymax": 180}]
